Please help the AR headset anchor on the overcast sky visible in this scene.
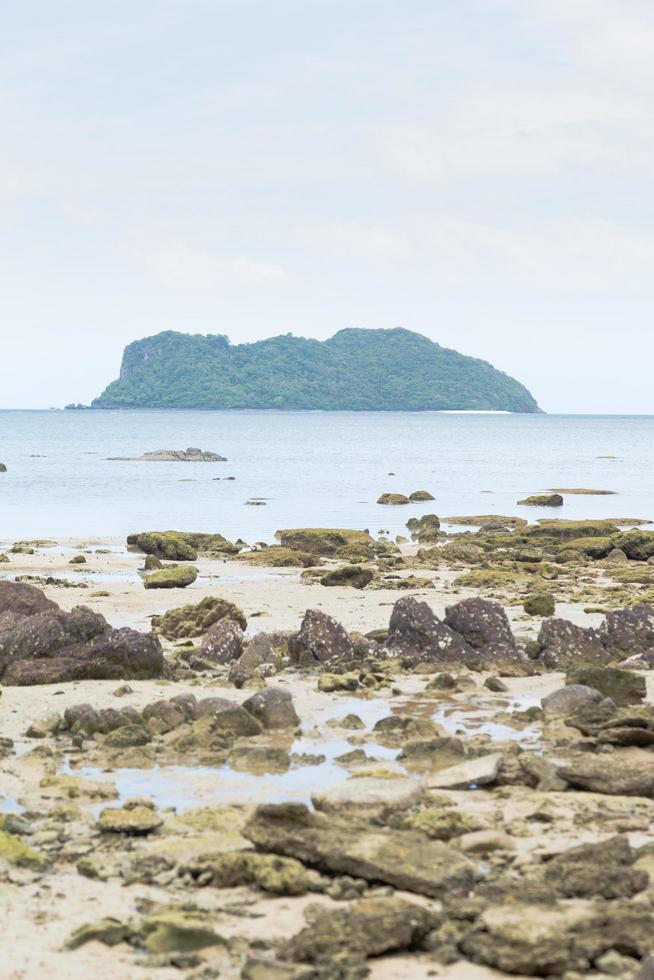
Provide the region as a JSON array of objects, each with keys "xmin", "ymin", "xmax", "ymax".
[{"xmin": 1, "ymin": 0, "xmax": 653, "ymax": 412}]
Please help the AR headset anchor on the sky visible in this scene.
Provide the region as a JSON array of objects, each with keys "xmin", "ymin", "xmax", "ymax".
[{"xmin": 1, "ymin": 0, "xmax": 653, "ymax": 413}]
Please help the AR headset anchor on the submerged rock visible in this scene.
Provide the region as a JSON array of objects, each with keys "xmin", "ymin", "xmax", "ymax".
[
  {"xmin": 377, "ymin": 493, "xmax": 410, "ymax": 505},
  {"xmin": 518, "ymin": 494, "xmax": 564, "ymax": 507},
  {"xmin": 111, "ymin": 447, "xmax": 226, "ymax": 462}
]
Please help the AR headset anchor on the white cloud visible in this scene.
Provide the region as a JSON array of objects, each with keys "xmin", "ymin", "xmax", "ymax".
[{"xmin": 145, "ymin": 243, "xmax": 291, "ymax": 289}]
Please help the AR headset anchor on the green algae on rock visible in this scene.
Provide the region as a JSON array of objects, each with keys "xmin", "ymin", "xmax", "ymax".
[
  {"xmin": 151, "ymin": 595, "xmax": 246, "ymax": 638},
  {"xmin": 518, "ymin": 494, "xmax": 564, "ymax": 507},
  {"xmin": 278, "ymin": 528, "xmax": 373, "ymax": 557},
  {"xmin": 143, "ymin": 565, "xmax": 198, "ymax": 589}
]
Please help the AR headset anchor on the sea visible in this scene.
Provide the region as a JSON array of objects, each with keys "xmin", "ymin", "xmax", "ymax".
[{"xmin": 1, "ymin": 410, "xmax": 653, "ymax": 542}]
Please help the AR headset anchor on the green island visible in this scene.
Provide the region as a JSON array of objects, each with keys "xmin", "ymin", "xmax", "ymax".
[{"xmin": 89, "ymin": 327, "xmax": 541, "ymax": 412}]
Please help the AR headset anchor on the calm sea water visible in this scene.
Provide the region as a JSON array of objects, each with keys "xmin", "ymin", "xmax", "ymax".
[{"xmin": 0, "ymin": 410, "xmax": 652, "ymax": 541}]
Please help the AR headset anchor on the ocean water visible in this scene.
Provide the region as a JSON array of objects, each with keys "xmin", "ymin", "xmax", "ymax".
[{"xmin": 0, "ymin": 410, "xmax": 652, "ymax": 541}]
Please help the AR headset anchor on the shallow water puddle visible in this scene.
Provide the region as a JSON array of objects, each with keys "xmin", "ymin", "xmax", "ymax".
[
  {"xmin": 432, "ymin": 692, "xmax": 542, "ymax": 744},
  {"xmin": 65, "ymin": 734, "xmax": 400, "ymax": 812},
  {"xmin": 0, "ymin": 796, "xmax": 24, "ymax": 814}
]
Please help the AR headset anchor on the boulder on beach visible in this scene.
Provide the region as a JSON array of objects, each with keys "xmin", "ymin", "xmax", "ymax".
[
  {"xmin": 288, "ymin": 609, "xmax": 354, "ymax": 666},
  {"xmin": 319, "ymin": 565, "xmax": 374, "ymax": 589},
  {"xmin": 278, "ymin": 528, "xmax": 373, "ymax": 558},
  {"xmin": 0, "ymin": 582, "xmax": 163, "ymax": 685},
  {"xmin": 143, "ymin": 565, "xmax": 198, "ymax": 589},
  {"xmin": 384, "ymin": 596, "xmax": 475, "ymax": 668},
  {"xmin": 152, "ymin": 595, "xmax": 246, "ymax": 638}
]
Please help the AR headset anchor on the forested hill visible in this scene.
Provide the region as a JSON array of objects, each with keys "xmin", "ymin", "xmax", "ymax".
[{"xmin": 91, "ymin": 328, "xmax": 541, "ymax": 412}]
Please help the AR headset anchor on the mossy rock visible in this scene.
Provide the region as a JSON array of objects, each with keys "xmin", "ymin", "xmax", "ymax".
[
  {"xmin": 144, "ymin": 565, "xmax": 198, "ymax": 589},
  {"xmin": 139, "ymin": 911, "xmax": 224, "ymax": 953},
  {"xmin": 565, "ymin": 536, "xmax": 614, "ymax": 559},
  {"xmin": 129, "ymin": 531, "xmax": 198, "ymax": 561},
  {"xmin": 611, "ymin": 530, "xmax": 654, "ymax": 562},
  {"xmin": 278, "ymin": 528, "xmax": 373, "ymax": 557},
  {"xmin": 318, "ymin": 672, "xmax": 360, "ymax": 693},
  {"xmin": 409, "ymin": 490, "xmax": 435, "ymax": 501},
  {"xmin": 377, "ymin": 493, "xmax": 410, "ymax": 505},
  {"xmin": 69, "ymin": 554, "xmax": 86, "ymax": 564},
  {"xmin": 525, "ymin": 520, "xmax": 620, "ymax": 541},
  {"xmin": 523, "ymin": 592, "xmax": 555, "ymax": 617},
  {"xmin": 236, "ymin": 547, "xmax": 320, "ymax": 568},
  {"xmin": 0, "ymin": 554, "xmax": 9, "ymax": 563},
  {"xmin": 0, "ymin": 829, "xmax": 48, "ymax": 869},
  {"xmin": 566, "ymin": 665, "xmax": 646, "ymax": 706},
  {"xmin": 97, "ymin": 804, "xmax": 163, "ymax": 835},
  {"xmin": 184, "ymin": 851, "xmax": 321, "ymax": 895},
  {"xmin": 320, "ymin": 565, "xmax": 374, "ymax": 589},
  {"xmin": 152, "ymin": 595, "xmax": 246, "ymax": 638},
  {"xmin": 0, "ymin": 463, "xmax": 6, "ymax": 473},
  {"xmin": 174, "ymin": 531, "xmax": 239, "ymax": 555},
  {"xmin": 403, "ymin": 809, "xmax": 484, "ymax": 841},
  {"xmin": 103, "ymin": 723, "xmax": 152, "ymax": 747},
  {"xmin": 611, "ymin": 568, "xmax": 654, "ymax": 585},
  {"xmin": 66, "ymin": 917, "xmax": 130, "ymax": 950},
  {"xmin": 454, "ymin": 569, "xmax": 525, "ymax": 588},
  {"xmin": 518, "ymin": 494, "xmax": 563, "ymax": 507},
  {"xmin": 443, "ymin": 514, "xmax": 528, "ymax": 528}
]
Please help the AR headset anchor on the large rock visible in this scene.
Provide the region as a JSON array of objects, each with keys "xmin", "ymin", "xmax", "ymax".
[
  {"xmin": 0, "ymin": 581, "xmax": 57, "ymax": 618},
  {"xmin": 542, "ymin": 835, "xmax": 648, "ymax": 899},
  {"xmin": 242, "ymin": 687, "xmax": 299, "ymax": 730},
  {"xmin": 426, "ymin": 753, "xmax": 503, "ymax": 790},
  {"xmin": 536, "ymin": 618, "xmax": 608, "ymax": 669},
  {"xmin": 566, "ymin": 664, "xmax": 646, "ymax": 705},
  {"xmin": 228, "ymin": 631, "xmax": 290, "ymax": 688},
  {"xmin": 559, "ymin": 750, "xmax": 654, "ymax": 796},
  {"xmin": 244, "ymin": 803, "xmax": 476, "ymax": 898},
  {"xmin": 312, "ymin": 778, "xmax": 423, "ymax": 820},
  {"xmin": 128, "ymin": 531, "xmax": 198, "ymax": 560},
  {"xmin": 444, "ymin": 598, "xmax": 527, "ymax": 672},
  {"xmin": 601, "ymin": 605, "xmax": 654, "ymax": 658},
  {"xmin": 279, "ymin": 528, "xmax": 373, "ymax": 558},
  {"xmin": 384, "ymin": 596, "xmax": 475, "ymax": 667},
  {"xmin": 541, "ymin": 684, "xmax": 606, "ymax": 717},
  {"xmin": 0, "ymin": 584, "xmax": 163, "ymax": 685},
  {"xmin": 198, "ymin": 619, "xmax": 244, "ymax": 665},
  {"xmin": 288, "ymin": 610, "xmax": 353, "ymax": 666},
  {"xmin": 143, "ymin": 565, "xmax": 198, "ymax": 589},
  {"xmin": 282, "ymin": 897, "xmax": 435, "ymax": 964}
]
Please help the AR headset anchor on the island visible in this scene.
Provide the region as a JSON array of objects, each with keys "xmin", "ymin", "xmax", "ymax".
[{"xmin": 89, "ymin": 327, "xmax": 541, "ymax": 412}]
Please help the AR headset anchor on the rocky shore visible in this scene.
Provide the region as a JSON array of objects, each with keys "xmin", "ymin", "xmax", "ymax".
[{"xmin": 3, "ymin": 516, "xmax": 654, "ymax": 978}]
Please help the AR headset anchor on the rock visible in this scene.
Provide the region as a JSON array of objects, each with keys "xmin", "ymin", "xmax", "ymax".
[
  {"xmin": 403, "ymin": 809, "xmax": 485, "ymax": 841},
  {"xmin": 288, "ymin": 609, "xmax": 354, "ymax": 666},
  {"xmin": 229, "ymin": 631, "xmax": 290, "ymax": 687},
  {"xmin": 373, "ymin": 714, "xmax": 443, "ymax": 744},
  {"xmin": 244, "ymin": 803, "xmax": 476, "ymax": 897},
  {"xmin": 319, "ymin": 565, "xmax": 373, "ymax": 589},
  {"xmin": 542, "ymin": 835, "xmax": 648, "ymax": 899},
  {"xmin": 139, "ymin": 911, "xmax": 224, "ymax": 953},
  {"xmin": 278, "ymin": 528, "xmax": 373, "ymax": 558},
  {"xmin": 460, "ymin": 901, "xmax": 654, "ymax": 976},
  {"xmin": 484, "ymin": 675, "xmax": 509, "ymax": 692},
  {"xmin": 0, "ymin": 592, "xmax": 163, "ymax": 684},
  {"xmin": 229, "ymin": 745, "xmax": 291, "ymax": 772},
  {"xmin": 312, "ymin": 778, "xmax": 423, "ymax": 820},
  {"xmin": 426, "ymin": 753, "xmax": 503, "ymax": 790},
  {"xmin": 566, "ymin": 664, "xmax": 646, "ymax": 705},
  {"xmin": 384, "ymin": 596, "xmax": 476, "ymax": 668},
  {"xmin": 399, "ymin": 736, "xmax": 466, "ymax": 771},
  {"xmin": 458, "ymin": 830, "xmax": 515, "ymax": 854},
  {"xmin": 536, "ymin": 617, "xmax": 608, "ymax": 669},
  {"xmin": 612, "ymin": 530, "xmax": 654, "ymax": 561},
  {"xmin": 238, "ymin": 547, "xmax": 320, "ymax": 568},
  {"xmin": 143, "ymin": 554, "xmax": 163, "ymax": 571},
  {"xmin": 621, "ymin": 649, "xmax": 654, "ymax": 670},
  {"xmin": 183, "ymin": 851, "xmax": 322, "ymax": 895},
  {"xmin": 601, "ymin": 604, "xmax": 654, "ymax": 658},
  {"xmin": 112, "ymin": 447, "xmax": 226, "ymax": 462},
  {"xmin": 129, "ymin": 531, "xmax": 198, "ymax": 560},
  {"xmin": 317, "ymin": 672, "xmax": 359, "ymax": 692},
  {"xmin": 559, "ymin": 749, "xmax": 654, "ymax": 796},
  {"xmin": 524, "ymin": 592, "xmax": 556, "ymax": 617},
  {"xmin": 69, "ymin": 554, "xmax": 86, "ymax": 565},
  {"xmin": 542, "ymin": 684, "xmax": 606, "ymax": 717},
  {"xmin": 152, "ymin": 595, "xmax": 246, "ymax": 639},
  {"xmin": 444, "ymin": 597, "xmax": 527, "ymax": 672},
  {"xmin": 144, "ymin": 565, "xmax": 198, "ymax": 589},
  {"xmin": 0, "ymin": 463, "xmax": 6, "ymax": 473},
  {"xmin": 142, "ymin": 699, "xmax": 187, "ymax": 732},
  {"xmin": 198, "ymin": 619, "xmax": 244, "ymax": 664},
  {"xmin": 518, "ymin": 494, "xmax": 564, "ymax": 507},
  {"xmin": 65, "ymin": 918, "xmax": 130, "ymax": 950},
  {"xmin": 377, "ymin": 493, "xmax": 410, "ymax": 505},
  {"xmin": 409, "ymin": 490, "xmax": 435, "ymax": 501},
  {"xmin": 242, "ymin": 687, "xmax": 299, "ymax": 730},
  {"xmin": 208, "ymin": 703, "xmax": 263, "ymax": 737},
  {"xmin": 0, "ymin": 829, "xmax": 48, "ymax": 869},
  {"xmin": 97, "ymin": 804, "xmax": 163, "ymax": 834},
  {"xmin": 0, "ymin": 581, "xmax": 57, "ymax": 617},
  {"xmin": 282, "ymin": 897, "xmax": 436, "ymax": 964}
]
